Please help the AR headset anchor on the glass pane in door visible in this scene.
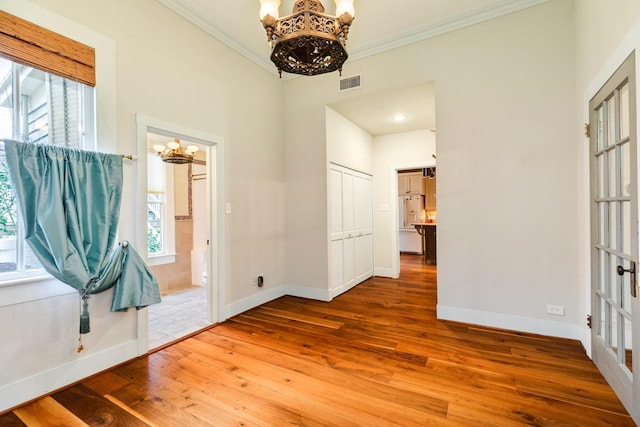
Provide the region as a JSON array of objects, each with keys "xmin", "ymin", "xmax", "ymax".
[
  {"xmin": 597, "ymin": 106, "xmax": 605, "ymax": 151},
  {"xmin": 608, "ymin": 97, "xmax": 616, "ymax": 146},
  {"xmin": 611, "ymin": 309, "xmax": 619, "ymax": 357},
  {"xmin": 624, "ymin": 316, "xmax": 633, "ymax": 372},
  {"xmin": 609, "ymin": 149, "xmax": 617, "ymax": 197},
  {"xmin": 621, "ymin": 83, "xmax": 630, "ymax": 139},
  {"xmin": 597, "ymin": 293, "xmax": 605, "ymax": 337},
  {"xmin": 597, "ymin": 153, "xmax": 605, "ymax": 198},
  {"xmin": 623, "ymin": 199, "xmax": 631, "ymax": 255},
  {"xmin": 609, "ymin": 202, "xmax": 617, "ymax": 250}
]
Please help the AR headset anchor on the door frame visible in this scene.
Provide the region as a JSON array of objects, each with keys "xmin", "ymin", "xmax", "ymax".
[
  {"xmin": 134, "ymin": 114, "xmax": 226, "ymax": 355},
  {"xmin": 391, "ymin": 162, "xmax": 435, "ymax": 279}
]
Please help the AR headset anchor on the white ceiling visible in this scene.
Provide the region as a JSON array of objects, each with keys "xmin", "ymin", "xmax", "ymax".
[
  {"xmin": 329, "ymin": 82, "xmax": 436, "ymax": 136},
  {"xmin": 155, "ymin": 0, "xmax": 549, "ymax": 135}
]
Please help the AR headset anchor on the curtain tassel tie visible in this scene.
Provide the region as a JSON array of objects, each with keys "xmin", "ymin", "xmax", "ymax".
[
  {"xmin": 79, "ymin": 292, "xmax": 91, "ymax": 334},
  {"xmin": 79, "ymin": 279, "xmax": 97, "ymax": 335}
]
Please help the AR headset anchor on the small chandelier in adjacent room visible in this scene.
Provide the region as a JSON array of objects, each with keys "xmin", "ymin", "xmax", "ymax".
[
  {"xmin": 259, "ymin": 0, "xmax": 355, "ymax": 77},
  {"xmin": 152, "ymin": 139, "xmax": 199, "ymax": 164}
]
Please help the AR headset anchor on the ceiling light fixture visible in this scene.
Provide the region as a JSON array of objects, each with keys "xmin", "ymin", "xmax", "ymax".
[
  {"xmin": 152, "ymin": 139, "xmax": 199, "ymax": 164},
  {"xmin": 393, "ymin": 114, "xmax": 408, "ymax": 122},
  {"xmin": 259, "ymin": 0, "xmax": 355, "ymax": 78}
]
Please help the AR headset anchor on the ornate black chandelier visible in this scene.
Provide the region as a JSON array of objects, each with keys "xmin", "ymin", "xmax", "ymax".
[{"xmin": 259, "ymin": 0, "xmax": 355, "ymax": 78}]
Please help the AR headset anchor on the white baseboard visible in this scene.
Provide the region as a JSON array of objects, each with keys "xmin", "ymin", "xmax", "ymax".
[
  {"xmin": 437, "ymin": 304, "xmax": 582, "ymax": 341},
  {"xmin": 0, "ymin": 340, "xmax": 138, "ymax": 413},
  {"xmin": 224, "ymin": 284, "xmax": 335, "ymax": 319},
  {"xmin": 285, "ymin": 285, "xmax": 331, "ymax": 302},
  {"xmin": 374, "ymin": 267, "xmax": 396, "ymax": 278},
  {"xmin": 225, "ymin": 286, "xmax": 288, "ymax": 319},
  {"xmin": 328, "ymin": 280, "xmax": 361, "ymax": 300}
]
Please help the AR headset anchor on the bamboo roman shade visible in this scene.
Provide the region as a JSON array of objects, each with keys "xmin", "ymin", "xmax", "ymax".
[{"xmin": 0, "ymin": 10, "xmax": 95, "ymax": 86}]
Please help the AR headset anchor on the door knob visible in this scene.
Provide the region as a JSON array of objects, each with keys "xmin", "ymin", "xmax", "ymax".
[{"xmin": 617, "ymin": 261, "xmax": 637, "ymax": 298}]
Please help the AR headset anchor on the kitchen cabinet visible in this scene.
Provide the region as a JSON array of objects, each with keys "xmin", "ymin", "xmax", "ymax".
[
  {"xmin": 399, "ymin": 229, "xmax": 422, "ymax": 254},
  {"xmin": 398, "ymin": 173, "xmax": 425, "ymax": 195},
  {"xmin": 425, "ymin": 176, "xmax": 436, "ymax": 210},
  {"xmin": 329, "ymin": 163, "xmax": 373, "ymax": 294}
]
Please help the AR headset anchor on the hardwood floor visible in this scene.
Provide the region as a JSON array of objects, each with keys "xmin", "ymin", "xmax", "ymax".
[{"xmin": 0, "ymin": 255, "xmax": 633, "ymax": 426}]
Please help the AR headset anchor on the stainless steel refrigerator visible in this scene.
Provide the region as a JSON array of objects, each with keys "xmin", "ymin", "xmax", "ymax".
[{"xmin": 398, "ymin": 195, "xmax": 424, "ymax": 253}]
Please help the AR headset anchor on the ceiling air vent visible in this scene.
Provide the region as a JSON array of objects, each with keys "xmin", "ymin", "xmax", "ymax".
[{"xmin": 339, "ymin": 74, "xmax": 361, "ymax": 92}]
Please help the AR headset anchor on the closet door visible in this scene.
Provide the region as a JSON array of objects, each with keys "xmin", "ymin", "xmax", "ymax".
[
  {"xmin": 329, "ymin": 163, "xmax": 373, "ymax": 293},
  {"xmin": 354, "ymin": 172, "xmax": 373, "ymax": 283},
  {"xmin": 329, "ymin": 167, "xmax": 345, "ymax": 290}
]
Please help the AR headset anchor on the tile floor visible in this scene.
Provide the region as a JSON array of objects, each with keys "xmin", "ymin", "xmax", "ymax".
[{"xmin": 148, "ymin": 285, "xmax": 212, "ymax": 350}]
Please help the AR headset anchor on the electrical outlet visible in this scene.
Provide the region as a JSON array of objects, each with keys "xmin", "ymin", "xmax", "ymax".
[{"xmin": 546, "ymin": 304, "xmax": 565, "ymax": 316}]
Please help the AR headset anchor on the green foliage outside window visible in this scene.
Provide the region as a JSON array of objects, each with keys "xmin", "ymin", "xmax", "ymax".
[
  {"xmin": 0, "ymin": 162, "xmax": 17, "ymax": 237},
  {"xmin": 147, "ymin": 223, "xmax": 161, "ymax": 254}
]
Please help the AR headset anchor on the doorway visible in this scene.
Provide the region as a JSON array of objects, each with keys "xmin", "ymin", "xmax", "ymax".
[
  {"xmin": 135, "ymin": 114, "xmax": 225, "ymax": 353},
  {"xmin": 397, "ymin": 167, "xmax": 437, "ymax": 268},
  {"xmin": 394, "ymin": 162, "xmax": 436, "ymax": 278},
  {"xmin": 589, "ymin": 51, "xmax": 639, "ymax": 422},
  {"xmin": 146, "ymin": 133, "xmax": 209, "ymax": 349}
]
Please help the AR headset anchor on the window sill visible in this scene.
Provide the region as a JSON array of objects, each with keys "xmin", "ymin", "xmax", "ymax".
[
  {"xmin": 0, "ymin": 270, "xmax": 52, "ymax": 289},
  {"xmin": 0, "ymin": 275, "xmax": 75, "ymax": 308},
  {"xmin": 147, "ymin": 253, "xmax": 177, "ymax": 266}
]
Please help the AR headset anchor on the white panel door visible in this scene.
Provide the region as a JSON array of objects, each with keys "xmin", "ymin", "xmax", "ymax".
[
  {"xmin": 590, "ymin": 51, "xmax": 639, "ymax": 424},
  {"xmin": 329, "ymin": 163, "xmax": 373, "ymax": 292},
  {"xmin": 354, "ymin": 173, "xmax": 373, "ymax": 281},
  {"xmin": 355, "ymin": 233, "xmax": 374, "ymax": 282},
  {"xmin": 330, "ymin": 239, "xmax": 344, "ymax": 290},
  {"xmin": 329, "ymin": 168, "xmax": 343, "ymax": 239},
  {"xmin": 342, "ymin": 170, "xmax": 356, "ymax": 289},
  {"xmin": 329, "ymin": 167, "xmax": 347, "ymax": 290},
  {"xmin": 354, "ymin": 173, "xmax": 373, "ymax": 232}
]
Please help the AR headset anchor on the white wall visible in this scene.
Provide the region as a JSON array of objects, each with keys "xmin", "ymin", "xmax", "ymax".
[
  {"xmin": 283, "ymin": 106, "xmax": 373, "ymax": 294},
  {"xmin": 373, "ymin": 130, "xmax": 437, "ymax": 278},
  {"xmin": 434, "ymin": 1, "xmax": 578, "ymax": 338},
  {"xmin": 0, "ymin": 0, "xmax": 285, "ymax": 412},
  {"xmin": 284, "ymin": 0, "xmax": 580, "ymax": 338},
  {"xmin": 326, "ymin": 106, "xmax": 374, "ymax": 175}
]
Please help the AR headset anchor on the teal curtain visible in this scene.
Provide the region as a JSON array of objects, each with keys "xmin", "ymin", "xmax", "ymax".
[{"xmin": 4, "ymin": 140, "xmax": 160, "ymax": 334}]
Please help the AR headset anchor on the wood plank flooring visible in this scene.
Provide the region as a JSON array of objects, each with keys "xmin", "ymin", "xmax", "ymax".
[{"xmin": 0, "ymin": 255, "xmax": 634, "ymax": 426}]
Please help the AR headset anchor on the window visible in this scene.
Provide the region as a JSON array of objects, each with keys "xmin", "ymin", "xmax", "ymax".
[
  {"xmin": 147, "ymin": 194, "xmax": 164, "ymax": 255},
  {"xmin": 0, "ymin": 10, "xmax": 96, "ymax": 281},
  {"xmin": 147, "ymin": 151, "xmax": 176, "ymax": 265},
  {"xmin": 0, "ymin": 57, "xmax": 95, "ymax": 280}
]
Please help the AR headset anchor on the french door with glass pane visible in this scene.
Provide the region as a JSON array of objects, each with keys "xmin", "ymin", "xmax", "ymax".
[{"xmin": 590, "ymin": 51, "xmax": 639, "ymax": 423}]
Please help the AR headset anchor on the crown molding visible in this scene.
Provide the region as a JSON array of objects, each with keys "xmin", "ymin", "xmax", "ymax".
[
  {"xmin": 156, "ymin": 0, "xmax": 551, "ymax": 79},
  {"xmin": 349, "ymin": 0, "xmax": 551, "ymax": 61},
  {"xmin": 155, "ymin": 0, "xmax": 278, "ymax": 76}
]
